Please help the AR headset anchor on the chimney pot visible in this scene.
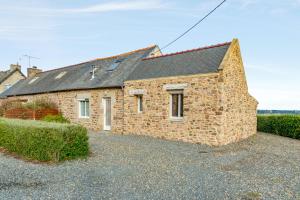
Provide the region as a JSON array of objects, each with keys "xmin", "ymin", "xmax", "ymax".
[{"xmin": 10, "ymin": 64, "xmax": 21, "ymax": 72}]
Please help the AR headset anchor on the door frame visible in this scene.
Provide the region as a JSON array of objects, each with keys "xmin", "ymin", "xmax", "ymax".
[{"xmin": 102, "ymin": 97, "xmax": 112, "ymax": 131}]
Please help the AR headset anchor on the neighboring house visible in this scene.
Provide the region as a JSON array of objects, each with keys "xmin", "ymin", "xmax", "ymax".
[
  {"xmin": 0, "ymin": 39, "xmax": 258, "ymax": 146},
  {"xmin": 0, "ymin": 64, "xmax": 25, "ymax": 94}
]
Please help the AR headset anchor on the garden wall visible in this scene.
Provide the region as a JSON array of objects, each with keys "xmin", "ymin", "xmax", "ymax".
[{"xmin": 5, "ymin": 108, "xmax": 59, "ymax": 120}]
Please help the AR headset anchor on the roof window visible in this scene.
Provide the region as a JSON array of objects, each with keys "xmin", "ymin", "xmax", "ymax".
[
  {"xmin": 28, "ymin": 77, "xmax": 39, "ymax": 84},
  {"xmin": 107, "ymin": 58, "xmax": 126, "ymax": 71},
  {"xmin": 55, "ymin": 71, "xmax": 67, "ymax": 79}
]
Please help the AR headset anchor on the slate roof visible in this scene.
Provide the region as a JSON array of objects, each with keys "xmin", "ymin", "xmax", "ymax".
[
  {"xmin": 1, "ymin": 45, "xmax": 157, "ymax": 97},
  {"xmin": 1, "ymin": 41, "xmax": 231, "ymax": 98},
  {"xmin": 0, "ymin": 71, "xmax": 9, "ymax": 83},
  {"xmin": 0, "ymin": 68, "xmax": 24, "ymax": 84},
  {"xmin": 126, "ymin": 42, "xmax": 231, "ymax": 81}
]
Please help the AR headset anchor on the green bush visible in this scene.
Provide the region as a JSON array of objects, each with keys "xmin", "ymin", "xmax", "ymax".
[
  {"xmin": 0, "ymin": 118, "xmax": 89, "ymax": 162},
  {"xmin": 24, "ymin": 98, "xmax": 57, "ymax": 110},
  {"xmin": 0, "ymin": 100, "xmax": 23, "ymax": 116},
  {"xmin": 0, "ymin": 98, "xmax": 58, "ymax": 117},
  {"xmin": 42, "ymin": 114, "xmax": 70, "ymax": 124},
  {"xmin": 257, "ymin": 115, "xmax": 300, "ymax": 139}
]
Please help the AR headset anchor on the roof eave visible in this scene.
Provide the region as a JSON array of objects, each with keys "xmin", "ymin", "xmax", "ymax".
[{"xmin": 4, "ymin": 85, "xmax": 123, "ymax": 98}]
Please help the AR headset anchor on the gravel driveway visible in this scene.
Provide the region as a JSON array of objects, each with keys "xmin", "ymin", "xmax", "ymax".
[{"xmin": 0, "ymin": 132, "xmax": 300, "ymax": 200}]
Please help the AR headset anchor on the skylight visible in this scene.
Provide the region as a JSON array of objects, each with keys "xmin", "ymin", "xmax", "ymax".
[
  {"xmin": 29, "ymin": 77, "xmax": 39, "ymax": 84},
  {"xmin": 55, "ymin": 71, "xmax": 67, "ymax": 79},
  {"xmin": 107, "ymin": 58, "xmax": 126, "ymax": 71}
]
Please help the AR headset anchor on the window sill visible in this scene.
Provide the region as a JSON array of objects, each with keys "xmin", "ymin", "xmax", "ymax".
[
  {"xmin": 170, "ymin": 117, "xmax": 184, "ymax": 122},
  {"xmin": 79, "ymin": 116, "xmax": 90, "ymax": 119}
]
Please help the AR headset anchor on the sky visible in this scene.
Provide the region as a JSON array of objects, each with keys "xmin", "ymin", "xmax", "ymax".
[{"xmin": 0, "ymin": 0, "xmax": 299, "ymax": 110}]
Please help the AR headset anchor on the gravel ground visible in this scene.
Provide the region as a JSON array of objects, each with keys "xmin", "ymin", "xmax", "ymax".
[{"xmin": 0, "ymin": 132, "xmax": 300, "ymax": 200}]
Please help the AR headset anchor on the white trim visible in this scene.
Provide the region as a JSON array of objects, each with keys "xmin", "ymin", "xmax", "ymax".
[
  {"xmin": 169, "ymin": 92, "xmax": 184, "ymax": 121},
  {"xmin": 163, "ymin": 83, "xmax": 187, "ymax": 90},
  {"xmin": 129, "ymin": 89, "xmax": 145, "ymax": 96},
  {"xmin": 78, "ymin": 99, "xmax": 90, "ymax": 119}
]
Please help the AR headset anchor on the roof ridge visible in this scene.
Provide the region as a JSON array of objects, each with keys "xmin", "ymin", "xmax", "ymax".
[
  {"xmin": 142, "ymin": 42, "xmax": 231, "ymax": 61},
  {"xmin": 38, "ymin": 44, "xmax": 158, "ymax": 74}
]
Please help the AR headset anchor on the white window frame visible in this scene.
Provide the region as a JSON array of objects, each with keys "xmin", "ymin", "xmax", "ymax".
[
  {"xmin": 137, "ymin": 95, "xmax": 143, "ymax": 113},
  {"xmin": 78, "ymin": 98, "xmax": 90, "ymax": 118},
  {"xmin": 4, "ymin": 84, "xmax": 11, "ymax": 90},
  {"xmin": 55, "ymin": 71, "xmax": 67, "ymax": 79},
  {"xmin": 28, "ymin": 77, "xmax": 39, "ymax": 84},
  {"xmin": 169, "ymin": 90, "xmax": 184, "ymax": 121}
]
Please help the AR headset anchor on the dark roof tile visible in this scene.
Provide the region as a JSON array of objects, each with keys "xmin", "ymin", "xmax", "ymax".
[
  {"xmin": 126, "ymin": 42, "xmax": 230, "ymax": 80},
  {"xmin": 1, "ymin": 46, "xmax": 157, "ymax": 97}
]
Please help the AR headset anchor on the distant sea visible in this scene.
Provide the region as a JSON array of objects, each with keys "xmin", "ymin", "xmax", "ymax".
[{"xmin": 258, "ymin": 110, "xmax": 300, "ymax": 115}]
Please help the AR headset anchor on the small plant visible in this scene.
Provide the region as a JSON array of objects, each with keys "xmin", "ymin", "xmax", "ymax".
[{"xmin": 42, "ymin": 114, "xmax": 70, "ymax": 124}]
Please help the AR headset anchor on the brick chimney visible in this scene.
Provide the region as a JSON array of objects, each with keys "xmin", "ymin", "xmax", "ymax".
[
  {"xmin": 27, "ymin": 66, "xmax": 42, "ymax": 78},
  {"xmin": 10, "ymin": 64, "xmax": 21, "ymax": 72}
]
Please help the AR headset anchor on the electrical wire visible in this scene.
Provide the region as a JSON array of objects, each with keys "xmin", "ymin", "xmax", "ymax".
[{"xmin": 159, "ymin": 0, "xmax": 227, "ymax": 52}]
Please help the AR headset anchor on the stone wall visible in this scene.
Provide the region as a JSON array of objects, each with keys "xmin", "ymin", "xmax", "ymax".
[
  {"xmin": 217, "ymin": 39, "xmax": 258, "ymax": 145},
  {"xmin": 0, "ymin": 71, "xmax": 25, "ymax": 93},
  {"xmin": 123, "ymin": 39, "xmax": 258, "ymax": 146},
  {"xmin": 3, "ymin": 88, "xmax": 124, "ymax": 133},
  {"xmin": 0, "ymin": 39, "xmax": 257, "ymax": 146},
  {"xmin": 123, "ymin": 73, "xmax": 223, "ymax": 145}
]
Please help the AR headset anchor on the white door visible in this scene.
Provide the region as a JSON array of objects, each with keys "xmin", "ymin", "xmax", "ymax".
[{"xmin": 103, "ymin": 97, "xmax": 112, "ymax": 131}]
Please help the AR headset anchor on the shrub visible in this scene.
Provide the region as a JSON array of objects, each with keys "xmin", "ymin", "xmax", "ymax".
[
  {"xmin": 0, "ymin": 118, "xmax": 89, "ymax": 162},
  {"xmin": 0, "ymin": 98, "xmax": 58, "ymax": 117},
  {"xmin": 24, "ymin": 98, "xmax": 57, "ymax": 110},
  {"xmin": 0, "ymin": 100, "xmax": 23, "ymax": 116},
  {"xmin": 257, "ymin": 115, "xmax": 300, "ymax": 139},
  {"xmin": 42, "ymin": 114, "xmax": 70, "ymax": 124}
]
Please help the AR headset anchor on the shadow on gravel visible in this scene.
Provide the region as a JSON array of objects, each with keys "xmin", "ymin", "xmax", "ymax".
[{"xmin": 0, "ymin": 181, "xmax": 45, "ymax": 190}]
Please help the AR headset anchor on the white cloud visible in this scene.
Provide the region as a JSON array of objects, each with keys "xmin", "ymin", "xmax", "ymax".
[
  {"xmin": 0, "ymin": 0, "xmax": 166, "ymax": 40},
  {"xmin": 62, "ymin": 1, "xmax": 165, "ymax": 13},
  {"xmin": 238, "ymin": 0, "xmax": 258, "ymax": 9},
  {"xmin": 0, "ymin": 0, "xmax": 165, "ymax": 16}
]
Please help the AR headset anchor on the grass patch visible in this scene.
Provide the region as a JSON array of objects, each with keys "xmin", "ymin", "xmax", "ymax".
[
  {"xmin": 241, "ymin": 191, "xmax": 262, "ymax": 200},
  {"xmin": 0, "ymin": 118, "xmax": 89, "ymax": 162},
  {"xmin": 257, "ymin": 115, "xmax": 300, "ymax": 139}
]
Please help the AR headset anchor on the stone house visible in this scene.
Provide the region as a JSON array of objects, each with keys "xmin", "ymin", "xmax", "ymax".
[
  {"xmin": 0, "ymin": 64, "xmax": 25, "ymax": 94},
  {"xmin": 0, "ymin": 39, "xmax": 258, "ymax": 146}
]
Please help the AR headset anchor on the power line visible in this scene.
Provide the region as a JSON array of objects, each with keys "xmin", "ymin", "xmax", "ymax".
[{"xmin": 159, "ymin": 0, "xmax": 227, "ymax": 52}]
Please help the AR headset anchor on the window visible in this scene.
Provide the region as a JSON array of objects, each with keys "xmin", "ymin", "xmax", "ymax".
[
  {"xmin": 137, "ymin": 95, "xmax": 143, "ymax": 113},
  {"xmin": 79, "ymin": 99, "xmax": 90, "ymax": 118},
  {"xmin": 4, "ymin": 84, "xmax": 11, "ymax": 90},
  {"xmin": 170, "ymin": 92, "xmax": 183, "ymax": 119},
  {"xmin": 28, "ymin": 77, "xmax": 39, "ymax": 84},
  {"xmin": 55, "ymin": 71, "xmax": 67, "ymax": 79},
  {"xmin": 107, "ymin": 58, "xmax": 126, "ymax": 71}
]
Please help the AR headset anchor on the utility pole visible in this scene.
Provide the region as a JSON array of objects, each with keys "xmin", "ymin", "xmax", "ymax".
[{"xmin": 23, "ymin": 54, "xmax": 40, "ymax": 68}]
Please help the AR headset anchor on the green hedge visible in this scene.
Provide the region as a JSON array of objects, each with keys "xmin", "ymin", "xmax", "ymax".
[
  {"xmin": 0, "ymin": 118, "xmax": 89, "ymax": 162},
  {"xmin": 42, "ymin": 114, "xmax": 70, "ymax": 124},
  {"xmin": 257, "ymin": 115, "xmax": 300, "ymax": 139}
]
